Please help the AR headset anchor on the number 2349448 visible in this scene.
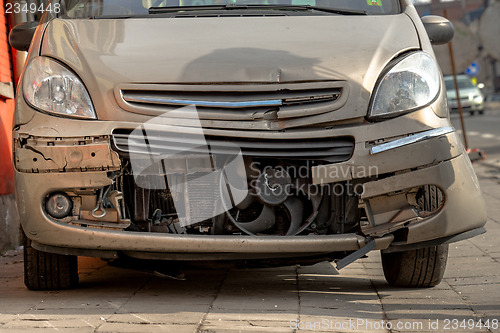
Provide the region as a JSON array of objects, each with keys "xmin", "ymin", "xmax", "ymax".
[{"xmin": 5, "ymin": 2, "xmax": 61, "ymax": 14}]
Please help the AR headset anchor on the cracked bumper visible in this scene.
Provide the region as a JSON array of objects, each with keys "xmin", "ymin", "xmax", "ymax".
[{"xmin": 14, "ymin": 106, "xmax": 487, "ymax": 257}]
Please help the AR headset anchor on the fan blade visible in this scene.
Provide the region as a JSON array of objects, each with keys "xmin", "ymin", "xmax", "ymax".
[
  {"xmin": 235, "ymin": 191, "xmax": 255, "ymax": 210},
  {"xmin": 284, "ymin": 197, "xmax": 304, "ymax": 235},
  {"xmin": 235, "ymin": 205, "xmax": 275, "ymax": 234},
  {"xmin": 220, "ymin": 173, "xmax": 253, "ymax": 210}
]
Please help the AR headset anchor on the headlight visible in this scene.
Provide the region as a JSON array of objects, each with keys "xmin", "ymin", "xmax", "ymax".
[
  {"xmin": 23, "ymin": 56, "xmax": 96, "ymax": 119},
  {"xmin": 369, "ymin": 52, "xmax": 440, "ymax": 119},
  {"xmin": 472, "ymin": 95, "xmax": 483, "ymax": 103}
]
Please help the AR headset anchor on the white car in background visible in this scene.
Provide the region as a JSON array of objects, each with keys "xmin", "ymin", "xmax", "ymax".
[{"xmin": 444, "ymin": 74, "xmax": 485, "ymax": 116}]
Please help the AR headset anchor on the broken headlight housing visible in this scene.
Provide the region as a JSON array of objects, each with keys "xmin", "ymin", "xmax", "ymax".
[
  {"xmin": 23, "ymin": 56, "xmax": 96, "ymax": 119},
  {"xmin": 369, "ymin": 52, "xmax": 440, "ymax": 120}
]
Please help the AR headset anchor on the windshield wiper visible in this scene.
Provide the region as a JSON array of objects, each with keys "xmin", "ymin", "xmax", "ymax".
[
  {"xmin": 149, "ymin": 5, "xmax": 227, "ymax": 13},
  {"xmin": 271, "ymin": 5, "xmax": 366, "ymax": 15},
  {"xmin": 148, "ymin": 4, "xmax": 366, "ymax": 15}
]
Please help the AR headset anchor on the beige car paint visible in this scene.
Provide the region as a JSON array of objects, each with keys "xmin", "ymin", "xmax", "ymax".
[{"xmin": 13, "ymin": 1, "xmax": 486, "ymax": 264}]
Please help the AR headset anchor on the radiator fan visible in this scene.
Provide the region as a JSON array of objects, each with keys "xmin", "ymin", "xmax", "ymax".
[{"xmin": 221, "ymin": 167, "xmax": 320, "ymax": 236}]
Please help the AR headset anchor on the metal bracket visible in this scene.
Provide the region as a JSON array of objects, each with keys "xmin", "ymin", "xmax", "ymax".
[{"xmin": 335, "ymin": 239, "xmax": 376, "ymax": 270}]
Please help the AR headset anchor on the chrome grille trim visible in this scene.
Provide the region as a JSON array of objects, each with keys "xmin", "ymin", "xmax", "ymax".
[
  {"xmin": 370, "ymin": 127, "xmax": 454, "ymax": 155},
  {"xmin": 122, "ymin": 95, "xmax": 283, "ymax": 108}
]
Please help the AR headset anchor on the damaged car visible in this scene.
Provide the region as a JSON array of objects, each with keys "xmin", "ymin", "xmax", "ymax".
[{"xmin": 10, "ymin": 0, "xmax": 486, "ymax": 290}]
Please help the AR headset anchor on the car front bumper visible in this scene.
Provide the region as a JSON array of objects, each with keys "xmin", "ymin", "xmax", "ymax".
[
  {"xmin": 449, "ymin": 99, "xmax": 485, "ymax": 112},
  {"xmin": 14, "ymin": 104, "xmax": 487, "ymax": 259}
]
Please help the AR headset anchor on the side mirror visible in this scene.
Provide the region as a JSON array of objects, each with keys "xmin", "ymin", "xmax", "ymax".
[
  {"xmin": 421, "ymin": 16, "xmax": 454, "ymax": 45},
  {"xmin": 9, "ymin": 22, "xmax": 39, "ymax": 52}
]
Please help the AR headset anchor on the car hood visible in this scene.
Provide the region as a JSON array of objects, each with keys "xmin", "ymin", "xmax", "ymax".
[{"xmin": 41, "ymin": 14, "xmax": 420, "ymax": 122}]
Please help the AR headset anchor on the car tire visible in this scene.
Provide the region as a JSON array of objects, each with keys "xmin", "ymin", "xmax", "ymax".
[
  {"xmin": 381, "ymin": 184, "xmax": 448, "ymax": 288},
  {"xmin": 381, "ymin": 244, "xmax": 448, "ymax": 288},
  {"xmin": 469, "ymin": 111, "xmax": 475, "ymax": 116},
  {"xmin": 479, "ymin": 110, "xmax": 484, "ymax": 115},
  {"xmin": 24, "ymin": 237, "xmax": 79, "ymax": 290}
]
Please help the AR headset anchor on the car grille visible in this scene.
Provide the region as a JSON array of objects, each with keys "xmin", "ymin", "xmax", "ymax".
[
  {"xmin": 115, "ymin": 81, "xmax": 348, "ymax": 122},
  {"xmin": 112, "ymin": 129, "xmax": 354, "ymax": 163}
]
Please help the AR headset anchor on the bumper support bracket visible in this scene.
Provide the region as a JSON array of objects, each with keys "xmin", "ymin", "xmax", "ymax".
[{"xmin": 335, "ymin": 238, "xmax": 376, "ymax": 270}]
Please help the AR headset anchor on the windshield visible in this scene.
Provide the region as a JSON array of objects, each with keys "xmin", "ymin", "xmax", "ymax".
[
  {"xmin": 60, "ymin": 0, "xmax": 400, "ymax": 17},
  {"xmin": 444, "ymin": 77, "xmax": 476, "ymax": 91}
]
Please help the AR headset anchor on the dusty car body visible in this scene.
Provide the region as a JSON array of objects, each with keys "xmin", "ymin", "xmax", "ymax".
[
  {"xmin": 444, "ymin": 74, "xmax": 485, "ymax": 116},
  {"xmin": 11, "ymin": 0, "xmax": 486, "ymax": 290}
]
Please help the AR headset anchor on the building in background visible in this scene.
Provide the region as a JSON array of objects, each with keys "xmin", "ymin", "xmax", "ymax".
[
  {"xmin": 0, "ymin": 0, "xmax": 18, "ymax": 253},
  {"xmin": 413, "ymin": 0, "xmax": 488, "ymax": 20}
]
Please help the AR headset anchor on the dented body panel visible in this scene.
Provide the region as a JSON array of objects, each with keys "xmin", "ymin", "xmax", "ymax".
[{"xmin": 13, "ymin": 0, "xmax": 487, "ymax": 265}]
